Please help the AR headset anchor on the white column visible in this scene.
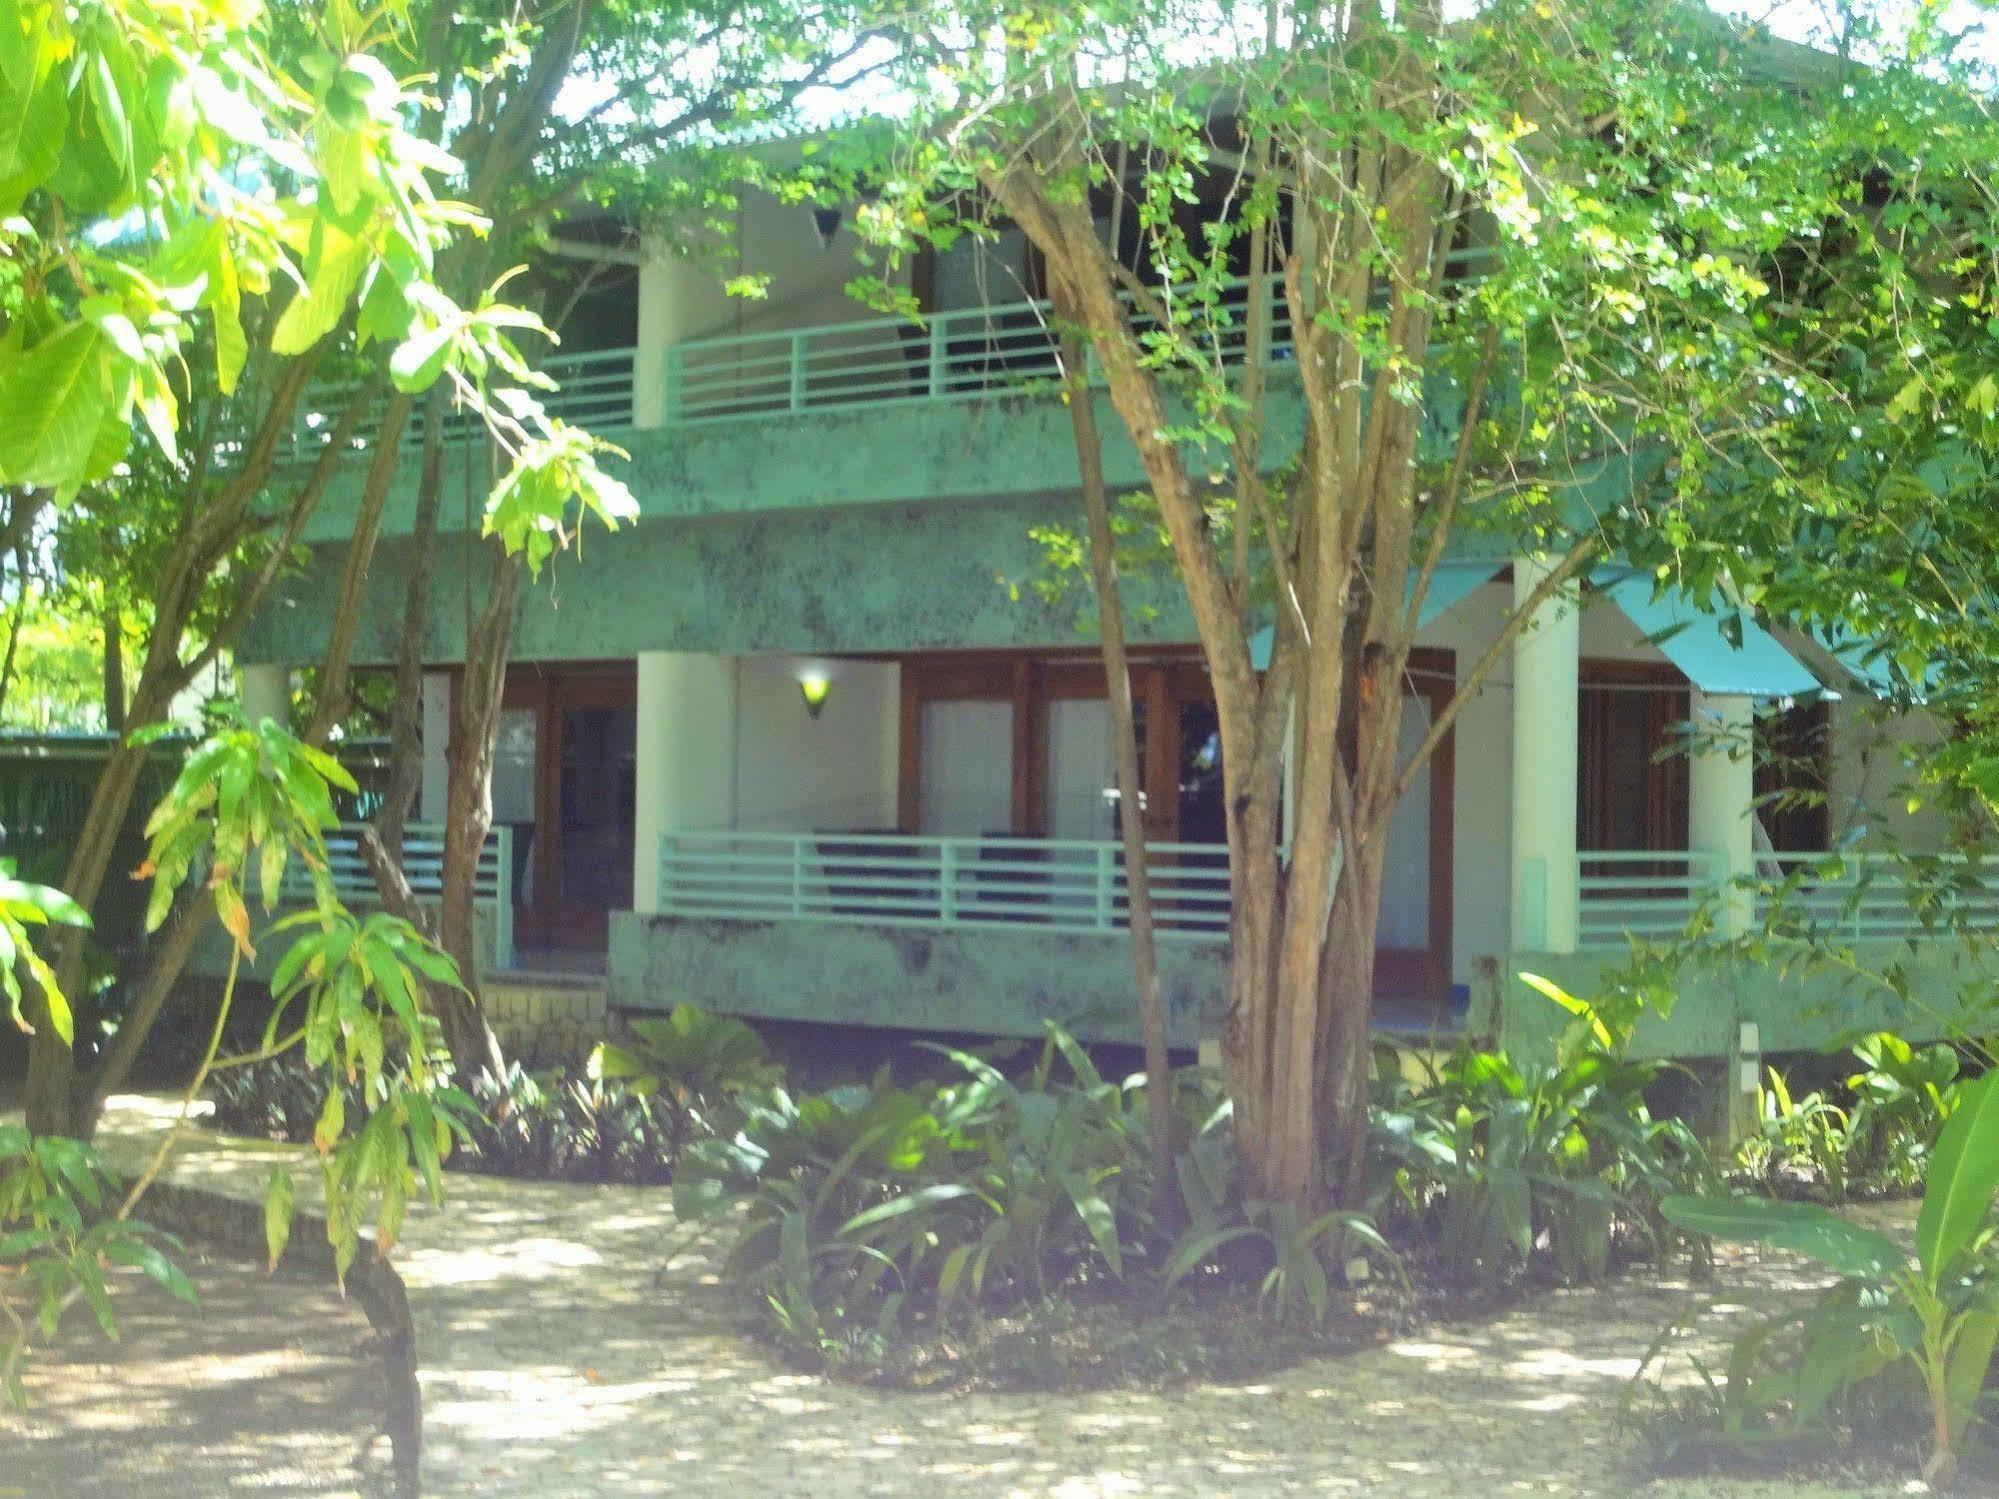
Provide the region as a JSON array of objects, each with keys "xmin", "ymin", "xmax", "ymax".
[
  {"xmin": 1511, "ymin": 555, "xmax": 1581, "ymax": 953},
  {"xmin": 633, "ymin": 652, "xmax": 738, "ymax": 914},
  {"xmin": 419, "ymin": 672, "xmax": 452, "ymax": 825},
  {"xmin": 239, "ymin": 662, "xmax": 289, "ymax": 731},
  {"xmin": 633, "ymin": 253, "xmax": 670, "ymax": 431},
  {"xmin": 1688, "ymin": 691, "xmax": 1757, "ymax": 937}
]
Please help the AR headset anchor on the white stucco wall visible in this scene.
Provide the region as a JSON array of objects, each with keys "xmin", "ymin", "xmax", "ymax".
[{"xmin": 732, "ymin": 655, "xmax": 901, "ymax": 833}]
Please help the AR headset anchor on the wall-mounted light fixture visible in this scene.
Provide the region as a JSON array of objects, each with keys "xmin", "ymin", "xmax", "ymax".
[
  {"xmin": 798, "ymin": 669, "xmax": 833, "ymax": 719},
  {"xmin": 811, "ymin": 205, "xmax": 843, "ymax": 250}
]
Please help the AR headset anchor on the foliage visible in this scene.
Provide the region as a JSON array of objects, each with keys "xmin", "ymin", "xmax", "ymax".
[
  {"xmin": 207, "ymin": 1049, "xmax": 700, "ymax": 1188},
  {"xmin": 588, "ymin": 1004, "xmax": 782, "ymax": 1155},
  {"xmin": 1367, "ymin": 989, "xmax": 1715, "ymax": 1290},
  {"xmin": 1736, "ymin": 1066, "xmax": 1858, "ymax": 1205},
  {"xmin": 1730, "ymin": 1037, "xmax": 1963, "ymax": 1204},
  {"xmin": 0, "ymin": 859, "xmax": 90, "ymax": 1047},
  {"xmin": 1166, "ymin": 1078, "xmax": 1397, "ymax": 1321},
  {"xmin": 0, "ymin": 1123, "xmax": 193, "ymax": 1406},
  {"xmin": 675, "ymin": 1026, "xmax": 1163, "ymax": 1359},
  {"xmin": 1658, "ymin": 1067, "xmax": 1999, "ymax": 1488}
]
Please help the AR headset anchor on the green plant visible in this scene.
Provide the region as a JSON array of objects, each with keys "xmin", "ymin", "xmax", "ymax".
[
  {"xmin": 1737, "ymin": 1066, "xmax": 1857, "ymax": 1203},
  {"xmin": 588, "ymin": 1005, "xmax": 781, "ymax": 1153},
  {"xmin": 676, "ymin": 1024, "xmax": 1160, "ymax": 1361},
  {"xmin": 0, "ymin": 1124, "xmax": 193, "ymax": 1405},
  {"xmin": 1662, "ymin": 1066, "xmax": 1999, "ymax": 1488},
  {"xmin": 1161, "ymin": 1075, "xmax": 1398, "ymax": 1322},
  {"xmin": 1368, "ymin": 982, "xmax": 1714, "ymax": 1289},
  {"xmin": 1845, "ymin": 1032, "xmax": 1961, "ymax": 1193}
]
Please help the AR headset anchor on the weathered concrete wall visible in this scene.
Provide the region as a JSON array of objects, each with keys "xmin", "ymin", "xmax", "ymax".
[
  {"xmin": 242, "ymin": 492, "xmax": 1198, "ymax": 667},
  {"xmin": 1470, "ymin": 944, "xmax": 1999, "ymax": 1064},
  {"xmin": 607, "ymin": 912, "xmax": 1227, "ymax": 1046}
]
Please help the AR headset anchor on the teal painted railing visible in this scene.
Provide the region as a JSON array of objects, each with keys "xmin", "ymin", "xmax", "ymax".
[
  {"xmin": 1576, "ymin": 850, "xmax": 1726, "ymax": 948},
  {"xmin": 1755, "ymin": 851, "xmax": 1999, "ymax": 944},
  {"xmin": 658, "ymin": 830, "xmax": 1231, "ymax": 940},
  {"xmin": 279, "ymin": 347, "xmax": 638, "ymax": 466},
  {"xmin": 284, "ymin": 822, "xmax": 514, "ymax": 971},
  {"xmin": 661, "ymin": 274, "xmax": 1296, "ymax": 426}
]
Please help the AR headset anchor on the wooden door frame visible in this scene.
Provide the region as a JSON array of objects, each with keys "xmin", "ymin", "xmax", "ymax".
[
  {"xmin": 1374, "ymin": 647, "xmax": 1457, "ymax": 1004},
  {"xmin": 895, "ymin": 646, "xmax": 1457, "ymax": 1001},
  {"xmin": 486, "ymin": 661, "xmax": 637, "ymax": 950}
]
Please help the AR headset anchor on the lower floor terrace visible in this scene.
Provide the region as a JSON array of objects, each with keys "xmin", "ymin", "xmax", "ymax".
[{"xmin": 218, "ymin": 561, "xmax": 1987, "ymax": 1061}]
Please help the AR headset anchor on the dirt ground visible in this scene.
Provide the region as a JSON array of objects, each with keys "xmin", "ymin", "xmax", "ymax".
[{"xmin": 5, "ymin": 1243, "xmax": 397, "ymax": 1499}]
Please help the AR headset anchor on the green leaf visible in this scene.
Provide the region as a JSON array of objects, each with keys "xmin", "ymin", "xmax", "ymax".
[
  {"xmin": 263, "ymin": 1166, "xmax": 294, "ymax": 1269},
  {"xmin": 1918, "ymin": 1069, "xmax": 1999, "ymax": 1283},
  {"xmin": 1661, "ymin": 1195, "xmax": 1905, "ymax": 1282},
  {"xmin": 0, "ymin": 322, "xmax": 114, "ymax": 489}
]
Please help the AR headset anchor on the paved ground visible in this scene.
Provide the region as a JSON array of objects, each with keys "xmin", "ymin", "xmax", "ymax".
[
  {"xmin": 75, "ymin": 1095, "xmax": 1907, "ymax": 1498},
  {"xmin": 8, "ymin": 1240, "xmax": 394, "ymax": 1497}
]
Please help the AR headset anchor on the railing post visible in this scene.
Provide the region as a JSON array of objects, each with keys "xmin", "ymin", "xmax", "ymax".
[
  {"xmin": 928, "ymin": 313, "xmax": 948, "ymax": 399},
  {"xmin": 939, "ymin": 840, "xmax": 958, "ymax": 924},
  {"xmin": 791, "ymin": 835, "xmax": 806, "ymax": 917},
  {"xmin": 658, "ymin": 832, "xmax": 673, "ymax": 912},
  {"xmin": 491, "ymin": 825, "xmax": 514, "ymax": 973},
  {"xmin": 1095, "ymin": 843, "xmax": 1116, "ymax": 932},
  {"xmin": 787, "ymin": 333, "xmax": 806, "ymax": 412}
]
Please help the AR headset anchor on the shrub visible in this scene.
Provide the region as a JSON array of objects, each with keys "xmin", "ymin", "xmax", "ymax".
[
  {"xmin": 1657, "ymin": 1065, "xmax": 1999, "ymax": 1489},
  {"xmin": 675, "ymin": 1026, "xmax": 1161, "ymax": 1358},
  {"xmin": 1366, "ymin": 981, "xmax": 1716, "ymax": 1289}
]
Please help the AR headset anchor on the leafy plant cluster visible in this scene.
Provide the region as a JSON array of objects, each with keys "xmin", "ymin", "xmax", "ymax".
[
  {"xmin": 206, "ymin": 1005, "xmax": 779, "ymax": 1188},
  {"xmin": 0, "ymin": 1124, "xmax": 192, "ymax": 1405},
  {"xmin": 1655, "ymin": 1067, "xmax": 1999, "ymax": 1490},
  {"xmin": 1732, "ymin": 1033, "xmax": 1962, "ymax": 1204},
  {"xmin": 1368, "ymin": 1014, "xmax": 1717, "ymax": 1291},
  {"xmin": 671, "ymin": 994, "xmax": 1715, "ymax": 1369}
]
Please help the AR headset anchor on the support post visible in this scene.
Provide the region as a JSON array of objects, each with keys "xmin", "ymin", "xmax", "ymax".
[
  {"xmin": 239, "ymin": 662, "xmax": 290, "ymax": 732},
  {"xmin": 634, "ymin": 251, "xmax": 671, "ymax": 429},
  {"xmin": 1688, "ymin": 690, "xmax": 1758, "ymax": 938},
  {"xmin": 633, "ymin": 652, "xmax": 738, "ymax": 915},
  {"xmin": 1511, "ymin": 555, "xmax": 1581, "ymax": 954}
]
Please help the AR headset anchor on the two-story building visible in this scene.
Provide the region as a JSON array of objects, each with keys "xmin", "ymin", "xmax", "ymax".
[{"xmin": 222, "ymin": 181, "xmax": 1985, "ymax": 1066}]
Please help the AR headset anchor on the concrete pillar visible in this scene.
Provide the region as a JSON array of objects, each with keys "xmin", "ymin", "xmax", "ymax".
[
  {"xmin": 239, "ymin": 662, "xmax": 289, "ymax": 732},
  {"xmin": 633, "ymin": 255, "xmax": 671, "ymax": 430},
  {"xmin": 1510, "ymin": 555, "xmax": 1581, "ymax": 954},
  {"xmin": 1688, "ymin": 690, "xmax": 1757, "ymax": 936},
  {"xmin": 419, "ymin": 672, "xmax": 452, "ymax": 825},
  {"xmin": 633, "ymin": 652, "xmax": 737, "ymax": 914}
]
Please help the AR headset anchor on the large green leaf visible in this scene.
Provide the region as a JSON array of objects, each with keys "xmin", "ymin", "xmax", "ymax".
[
  {"xmin": 0, "ymin": 322, "xmax": 113, "ymax": 488},
  {"xmin": 1661, "ymin": 1195, "xmax": 1905, "ymax": 1282},
  {"xmin": 1918, "ymin": 1068, "xmax": 1999, "ymax": 1283}
]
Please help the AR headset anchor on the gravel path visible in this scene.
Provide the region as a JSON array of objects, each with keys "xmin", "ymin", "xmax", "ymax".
[{"xmin": 83, "ymin": 1095, "xmax": 1907, "ymax": 1499}]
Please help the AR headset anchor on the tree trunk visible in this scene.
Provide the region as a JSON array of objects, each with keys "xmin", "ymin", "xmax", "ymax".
[
  {"xmin": 436, "ymin": 538, "xmax": 521, "ymax": 1080},
  {"xmin": 102, "ymin": 600, "xmax": 124, "ymax": 734},
  {"xmin": 1056, "ymin": 316, "xmax": 1179, "ymax": 1224},
  {"xmin": 374, "ymin": 390, "xmax": 449, "ymax": 865}
]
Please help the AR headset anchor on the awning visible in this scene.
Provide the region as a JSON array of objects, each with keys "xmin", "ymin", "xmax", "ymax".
[
  {"xmin": 1593, "ymin": 567, "xmax": 1825, "ymax": 701},
  {"xmin": 1249, "ymin": 560, "xmax": 1503, "ymax": 669}
]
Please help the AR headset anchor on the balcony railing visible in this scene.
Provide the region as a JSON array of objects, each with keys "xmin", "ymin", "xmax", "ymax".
[
  {"xmin": 657, "ymin": 830, "xmax": 1230, "ymax": 940},
  {"xmin": 662, "ymin": 275, "xmax": 1295, "ymax": 426},
  {"xmin": 1575, "ymin": 851, "xmax": 1727, "ymax": 948},
  {"xmin": 283, "ymin": 822, "xmax": 514, "ymax": 970},
  {"xmin": 1755, "ymin": 852, "xmax": 1999, "ymax": 944},
  {"xmin": 276, "ymin": 347, "xmax": 638, "ymax": 467}
]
